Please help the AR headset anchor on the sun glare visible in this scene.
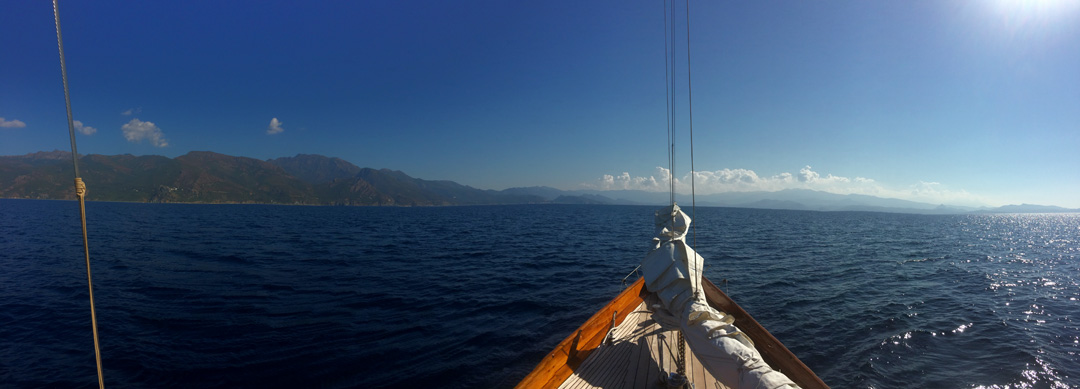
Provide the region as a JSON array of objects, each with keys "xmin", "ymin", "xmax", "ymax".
[
  {"xmin": 978, "ymin": 0, "xmax": 1080, "ymax": 46},
  {"xmin": 993, "ymin": 0, "xmax": 1080, "ymax": 24}
]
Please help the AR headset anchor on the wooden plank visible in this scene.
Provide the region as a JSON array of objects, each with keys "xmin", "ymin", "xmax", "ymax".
[
  {"xmin": 690, "ymin": 341, "xmax": 706, "ymax": 388},
  {"xmin": 517, "ymin": 278, "xmax": 646, "ymax": 389},
  {"xmin": 613, "ymin": 308, "xmax": 649, "ymax": 388},
  {"xmin": 630, "ymin": 307, "xmax": 654, "ymax": 389},
  {"xmin": 559, "ymin": 300, "xmax": 730, "ymax": 389},
  {"xmin": 559, "ymin": 303, "xmax": 648, "ymax": 389},
  {"xmin": 594, "ymin": 331, "xmax": 634, "ymax": 386},
  {"xmin": 656, "ymin": 330, "xmax": 673, "ymax": 382},
  {"xmin": 522, "ymin": 276, "xmax": 825, "ymax": 389},
  {"xmin": 617, "ymin": 313, "xmax": 650, "ymax": 384},
  {"xmin": 641, "ymin": 330, "xmax": 659, "ymax": 388},
  {"xmin": 701, "ymin": 277, "xmax": 829, "ymax": 389}
]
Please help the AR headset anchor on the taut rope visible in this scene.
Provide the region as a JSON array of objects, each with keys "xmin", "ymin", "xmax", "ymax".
[{"xmin": 53, "ymin": 1, "xmax": 105, "ymax": 387}]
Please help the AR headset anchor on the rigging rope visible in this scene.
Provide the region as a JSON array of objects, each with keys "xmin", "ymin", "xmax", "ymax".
[
  {"xmin": 685, "ymin": 0, "xmax": 698, "ymax": 298},
  {"xmin": 682, "ymin": 0, "xmax": 696, "ymax": 377},
  {"xmin": 665, "ymin": 0, "xmax": 673, "ymax": 206},
  {"xmin": 53, "ymin": 1, "xmax": 105, "ymax": 387},
  {"xmin": 663, "ymin": 0, "xmax": 691, "ymax": 379},
  {"xmin": 663, "ymin": 0, "xmax": 673, "ymax": 207}
]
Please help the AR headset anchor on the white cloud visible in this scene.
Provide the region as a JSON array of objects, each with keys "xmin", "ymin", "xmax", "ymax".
[
  {"xmin": 598, "ymin": 168, "xmax": 668, "ymax": 191},
  {"xmin": 121, "ymin": 107, "xmax": 141, "ymax": 116},
  {"xmin": 74, "ymin": 120, "xmax": 97, "ymax": 135},
  {"xmin": 592, "ymin": 165, "xmax": 990, "ymax": 207},
  {"xmin": 797, "ymin": 165, "xmax": 818, "ymax": 182},
  {"xmin": 798, "ymin": 165, "xmax": 849, "ymax": 184},
  {"xmin": 121, "ymin": 118, "xmax": 168, "ymax": 147},
  {"xmin": 267, "ymin": 118, "xmax": 284, "ymax": 134},
  {"xmin": 0, "ymin": 117, "xmax": 27, "ymax": 128}
]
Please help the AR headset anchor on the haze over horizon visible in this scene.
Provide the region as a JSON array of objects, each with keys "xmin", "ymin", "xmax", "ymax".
[{"xmin": 3, "ymin": 1, "xmax": 1078, "ymax": 208}]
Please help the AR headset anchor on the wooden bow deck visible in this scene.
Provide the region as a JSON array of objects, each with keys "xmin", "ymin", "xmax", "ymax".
[
  {"xmin": 516, "ymin": 277, "xmax": 828, "ymax": 389},
  {"xmin": 558, "ymin": 299, "xmax": 727, "ymax": 389}
]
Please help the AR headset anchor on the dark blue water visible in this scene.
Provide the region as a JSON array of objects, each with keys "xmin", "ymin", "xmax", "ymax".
[{"xmin": 1, "ymin": 199, "xmax": 1076, "ymax": 388}]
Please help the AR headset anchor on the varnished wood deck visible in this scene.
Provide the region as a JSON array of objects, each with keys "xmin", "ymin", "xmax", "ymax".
[
  {"xmin": 517, "ymin": 277, "xmax": 828, "ymax": 389},
  {"xmin": 558, "ymin": 301, "xmax": 729, "ymax": 389}
]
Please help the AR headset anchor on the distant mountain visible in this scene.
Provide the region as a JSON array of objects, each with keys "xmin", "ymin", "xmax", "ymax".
[
  {"xmin": 3, "ymin": 151, "xmax": 1076, "ymax": 213},
  {"xmin": 506, "ymin": 187, "xmax": 643, "ymax": 205},
  {"xmin": 268, "ymin": 154, "xmax": 362, "ymax": 184},
  {"xmin": 500, "ymin": 186, "xmax": 571, "ymax": 200},
  {"xmin": 572, "ymin": 188, "xmax": 988, "ymax": 214},
  {"xmin": 741, "ymin": 199, "xmax": 809, "ymax": 211},
  {"xmin": 976, "ymin": 204, "xmax": 1080, "ymax": 213},
  {"xmin": 348, "ymin": 167, "xmax": 540, "ymax": 206},
  {"xmin": 167, "ymin": 151, "xmax": 319, "ymax": 204},
  {"xmin": 551, "ymin": 194, "xmax": 618, "ymax": 205},
  {"xmin": 1, "ymin": 151, "xmax": 321, "ymax": 204},
  {"xmin": 0, "ymin": 151, "xmax": 543, "ymax": 206}
]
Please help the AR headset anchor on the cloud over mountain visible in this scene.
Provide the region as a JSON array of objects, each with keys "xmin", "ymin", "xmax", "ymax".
[
  {"xmin": 122, "ymin": 118, "xmax": 168, "ymax": 147},
  {"xmin": 594, "ymin": 165, "xmax": 990, "ymax": 207}
]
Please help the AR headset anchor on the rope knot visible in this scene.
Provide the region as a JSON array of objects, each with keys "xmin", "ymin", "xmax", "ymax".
[{"xmin": 75, "ymin": 177, "xmax": 87, "ymax": 198}]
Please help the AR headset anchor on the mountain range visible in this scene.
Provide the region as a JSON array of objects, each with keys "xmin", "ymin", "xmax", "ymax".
[{"xmin": 2, "ymin": 151, "xmax": 1076, "ymax": 214}]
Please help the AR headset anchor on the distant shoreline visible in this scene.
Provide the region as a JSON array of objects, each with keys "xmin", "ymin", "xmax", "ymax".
[
  {"xmin": 5, "ymin": 197, "xmax": 1079, "ymax": 215},
  {"xmin": 4, "ymin": 151, "xmax": 1077, "ymax": 213}
]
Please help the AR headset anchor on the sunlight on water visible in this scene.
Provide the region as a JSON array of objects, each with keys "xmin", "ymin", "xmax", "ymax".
[{"xmin": 960, "ymin": 213, "xmax": 1078, "ymax": 389}]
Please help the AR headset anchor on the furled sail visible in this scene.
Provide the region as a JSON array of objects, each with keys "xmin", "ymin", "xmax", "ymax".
[{"xmin": 640, "ymin": 204, "xmax": 798, "ymax": 389}]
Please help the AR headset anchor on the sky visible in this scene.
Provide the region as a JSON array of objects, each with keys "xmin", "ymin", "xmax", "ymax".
[{"xmin": 2, "ymin": 1, "xmax": 1079, "ymax": 208}]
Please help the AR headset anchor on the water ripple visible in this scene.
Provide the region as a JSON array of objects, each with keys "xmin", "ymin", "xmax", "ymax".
[{"xmin": 1, "ymin": 200, "xmax": 1076, "ymax": 388}]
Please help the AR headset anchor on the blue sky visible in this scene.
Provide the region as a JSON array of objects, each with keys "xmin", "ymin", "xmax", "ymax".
[{"xmin": 2, "ymin": 1, "xmax": 1078, "ymax": 208}]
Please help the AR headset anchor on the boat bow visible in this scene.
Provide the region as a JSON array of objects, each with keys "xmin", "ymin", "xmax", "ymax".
[{"xmin": 641, "ymin": 204, "xmax": 798, "ymax": 388}]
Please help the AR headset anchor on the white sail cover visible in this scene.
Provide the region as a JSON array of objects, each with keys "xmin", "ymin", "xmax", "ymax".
[{"xmin": 640, "ymin": 205, "xmax": 799, "ymax": 389}]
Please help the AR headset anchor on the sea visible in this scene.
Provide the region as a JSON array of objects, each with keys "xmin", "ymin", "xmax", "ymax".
[{"xmin": 1, "ymin": 199, "xmax": 1076, "ymax": 388}]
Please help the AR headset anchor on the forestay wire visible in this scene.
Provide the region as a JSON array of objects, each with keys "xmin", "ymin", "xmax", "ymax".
[
  {"xmin": 663, "ymin": 0, "xmax": 700, "ymax": 380},
  {"xmin": 685, "ymin": 0, "xmax": 697, "ymax": 270},
  {"xmin": 53, "ymin": 1, "xmax": 105, "ymax": 387},
  {"xmin": 661, "ymin": 0, "xmax": 700, "ymax": 382},
  {"xmin": 664, "ymin": 0, "xmax": 676, "ymax": 206}
]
